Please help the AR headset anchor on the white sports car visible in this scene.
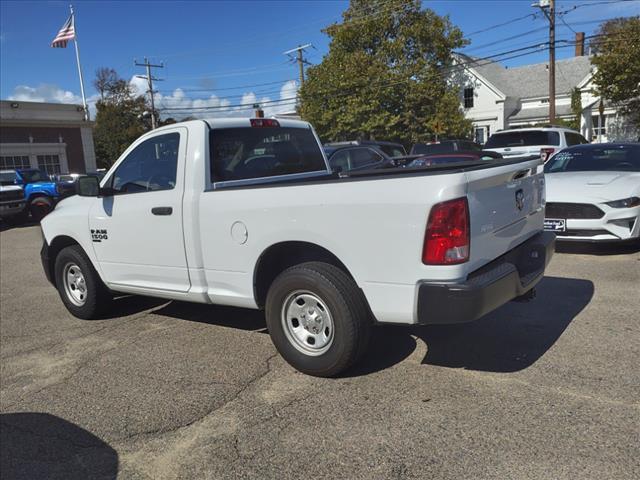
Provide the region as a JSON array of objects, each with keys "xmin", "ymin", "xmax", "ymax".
[{"xmin": 543, "ymin": 143, "xmax": 640, "ymax": 243}]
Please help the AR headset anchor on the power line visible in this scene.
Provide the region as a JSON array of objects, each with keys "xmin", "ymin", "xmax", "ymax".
[
  {"xmin": 156, "ymin": 79, "xmax": 296, "ymax": 94},
  {"xmin": 557, "ymin": 0, "xmax": 638, "ymax": 15},
  {"xmin": 158, "ymin": 96, "xmax": 299, "ymax": 112},
  {"xmin": 465, "ymin": 12, "xmax": 539, "ymax": 37}
]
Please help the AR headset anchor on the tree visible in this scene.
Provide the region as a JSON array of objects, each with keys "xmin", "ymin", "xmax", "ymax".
[
  {"xmin": 590, "ymin": 17, "xmax": 640, "ymax": 128},
  {"xmin": 92, "ymin": 68, "xmax": 149, "ymax": 168},
  {"xmin": 93, "ymin": 68, "xmax": 118, "ymax": 101},
  {"xmin": 299, "ymin": 0, "xmax": 471, "ymax": 145}
]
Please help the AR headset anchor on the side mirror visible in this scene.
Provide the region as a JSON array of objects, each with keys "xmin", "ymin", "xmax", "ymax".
[{"xmin": 76, "ymin": 176, "xmax": 100, "ymax": 197}]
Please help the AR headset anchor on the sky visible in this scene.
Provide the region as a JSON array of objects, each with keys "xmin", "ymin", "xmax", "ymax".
[{"xmin": 1, "ymin": 0, "xmax": 638, "ymax": 118}]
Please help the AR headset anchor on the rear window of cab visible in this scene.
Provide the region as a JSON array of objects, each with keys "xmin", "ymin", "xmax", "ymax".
[
  {"xmin": 210, "ymin": 127, "xmax": 326, "ymax": 183},
  {"xmin": 485, "ymin": 131, "xmax": 560, "ymax": 148}
]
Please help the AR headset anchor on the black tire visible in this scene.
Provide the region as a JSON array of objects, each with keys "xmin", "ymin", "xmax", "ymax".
[
  {"xmin": 265, "ymin": 262, "xmax": 372, "ymax": 377},
  {"xmin": 54, "ymin": 245, "xmax": 112, "ymax": 319},
  {"xmin": 29, "ymin": 196, "xmax": 53, "ymax": 222}
]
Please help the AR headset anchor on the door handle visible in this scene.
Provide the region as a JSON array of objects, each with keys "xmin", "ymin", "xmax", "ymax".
[{"xmin": 151, "ymin": 206, "xmax": 173, "ymax": 216}]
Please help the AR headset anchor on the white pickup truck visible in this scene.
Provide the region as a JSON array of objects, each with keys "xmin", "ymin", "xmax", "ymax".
[{"xmin": 41, "ymin": 118, "xmax": 554, "ymax": 376}]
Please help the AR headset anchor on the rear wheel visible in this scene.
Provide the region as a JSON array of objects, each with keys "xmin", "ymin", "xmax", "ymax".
[
  {"xmin": 29, "ymin": 196, "xmax": 53, "ymax": 222},
  {"xmin": 265, "ymin": 262, "xmax": 372, "ymax": 377},
  {"xmin": 54, "ymin": 245, "xmax": 111, "ymax": 319}
]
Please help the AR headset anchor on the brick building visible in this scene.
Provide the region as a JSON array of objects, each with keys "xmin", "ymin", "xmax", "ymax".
[{"xmin": 0, "ymin": 100, "xmax": 97, "ymax": 174}]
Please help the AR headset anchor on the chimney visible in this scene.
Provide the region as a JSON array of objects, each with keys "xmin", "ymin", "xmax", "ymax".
[
  {"xmin": 253, "ymin": 103, "xmax": 264, "ymax": 118},
  {"xmin": 575, "ymin": 32, "xmax": 585, "ymax": 57}
]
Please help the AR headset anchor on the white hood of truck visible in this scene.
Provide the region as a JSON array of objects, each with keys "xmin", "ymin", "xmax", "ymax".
[{"xmin": 545, "ymin": 171, "xmax": 640, "ymax": 203}]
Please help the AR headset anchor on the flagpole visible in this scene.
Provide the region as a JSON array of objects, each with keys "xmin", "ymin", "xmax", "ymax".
[{"xmin": 70, "ymin": 4, "xmax": 89, "ymax": 121}]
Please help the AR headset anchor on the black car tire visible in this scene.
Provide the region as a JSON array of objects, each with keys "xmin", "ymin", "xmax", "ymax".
[
  {"xmin": 29, "ymin": 196, "xmax": 53, "ymax": 222},
  {"xmin": 54, "ymin": 245, "xmax": 112, "ymax": 320},
  {"xmin": 265, "ymin": 262, "xmax": 372, "ymax": 377}
]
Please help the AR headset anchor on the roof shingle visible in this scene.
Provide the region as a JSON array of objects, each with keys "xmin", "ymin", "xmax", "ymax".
[{"xmin": 457, "ymin": 54, "xmax": 593, "ymax": 99}]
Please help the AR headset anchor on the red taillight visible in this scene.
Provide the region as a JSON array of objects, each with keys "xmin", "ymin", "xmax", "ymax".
[
  {"xmin": 250, "ymin": 118, "xmax": 280, "ymax": 128},
  {"xmin": 422, "ymin": 198, "xmax": 470, "ymax": 265},
  {"xmin": 540, "ymin": 147, "xmax": 555, "ymax": 162}
]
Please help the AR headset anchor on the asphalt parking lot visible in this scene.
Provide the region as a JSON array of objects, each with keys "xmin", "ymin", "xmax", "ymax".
[{"xmin": 1, "ymin": 224, "xmax": 638, "ymax": 480}]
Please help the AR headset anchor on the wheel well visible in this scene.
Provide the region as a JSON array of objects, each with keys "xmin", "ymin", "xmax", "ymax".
[
  {"xmin": 29, "ymin": 194, "xmax": 52, "ymax": 203},
  {"xmin": 253, "ymin": 241, "xmax": 354, "ymax": 308},
  {"xmin": 47, "ymin": 236, "xmax": 80, "ymax": 286}
]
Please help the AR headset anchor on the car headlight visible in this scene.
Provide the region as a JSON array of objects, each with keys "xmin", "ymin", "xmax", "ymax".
[{"xmin": 605, "ymin": 197, "xmax": 640, "ymax": 208}]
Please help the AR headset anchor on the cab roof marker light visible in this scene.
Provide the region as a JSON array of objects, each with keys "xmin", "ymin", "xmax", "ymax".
[{"xmin": 250, "ymin": 118, "xmax": 280, "ymax": 128}]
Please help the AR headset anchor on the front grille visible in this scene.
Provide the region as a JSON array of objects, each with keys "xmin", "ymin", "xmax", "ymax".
[
  {"xmin": 0, "ymin": 190, "xmax": 24, "ymax": 202},
  {"xmin": 557, "ymin": 229, "xmax": 613, "ymax": 237},
  {"xmin": 545, "ymin": 202, "xmax": 604, "ymax": 219}
]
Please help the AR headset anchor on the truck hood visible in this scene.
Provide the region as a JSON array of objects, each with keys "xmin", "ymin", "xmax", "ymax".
[{"xmin": 545, "ymin": 171, "xmax": 640, "ymax": 203}]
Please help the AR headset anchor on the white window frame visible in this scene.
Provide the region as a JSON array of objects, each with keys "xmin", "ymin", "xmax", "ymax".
[
  {"xmin": 0, "ymin": 155, "xmax": 31, "ymax": 169},
  {"xmin": 0, "ymin": 143, "xmax": 69, "ymax": 173}
]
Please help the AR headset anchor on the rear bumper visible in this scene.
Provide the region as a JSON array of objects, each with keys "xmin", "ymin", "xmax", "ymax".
[{"xmin": 416, "ymin": 231, "xmax": 555, "ymax": 325}]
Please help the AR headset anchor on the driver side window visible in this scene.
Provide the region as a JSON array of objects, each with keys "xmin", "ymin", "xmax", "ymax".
[{"xmin": 111, "ymin": 133, "xmax": 179, "ymax": 194}]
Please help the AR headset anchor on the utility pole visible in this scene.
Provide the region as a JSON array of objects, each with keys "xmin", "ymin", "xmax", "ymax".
[
  {"xmin": 533, "ymin": 0, "xmax": 556, "ymax": 124},
  {"xmin": 284, "ymin": 44, "xmax": 312, "ymax": 86},
  {"xmin": 135, "ymin": 57, "xmax": 164, "ymax": 129}
]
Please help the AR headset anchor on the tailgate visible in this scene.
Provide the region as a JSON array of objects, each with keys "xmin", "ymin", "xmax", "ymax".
[
  {"xmin": 486, "ymin": 146, "xmax": 539, "ymax": 158},
  {"xmin": 464, "ymin": 159, "xmax": 545, "ymax": 272}
]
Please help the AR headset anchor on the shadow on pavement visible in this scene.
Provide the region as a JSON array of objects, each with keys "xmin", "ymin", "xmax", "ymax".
[
  {"xmin": 100, "ymin": 276, "xmax": 593, "ymax": 377},
  {"xmin": 153, "ymin": 300, "xmax": 269, "ymax": 333},
  {"xmin": 0, "ymin": 412, "xmax": 118, "ymax": 480},
  {"xmin": 95, "ymin": 295, "xmax": 169, "ymax": 320},
  {"xmin": 348, "ymin": 276, "xmax": 594, "ymax": 376},
  {"xmin": 555, "ymin": 240, "xmax": 639, "ymax": 256},
  {"xmin": 0, "ymin": 219, "xmax": 39, "ymax": 233}
]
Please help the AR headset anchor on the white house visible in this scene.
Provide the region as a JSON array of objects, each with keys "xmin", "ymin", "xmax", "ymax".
[{"xmin": 454, "ymin": 51, "xmax": 638, "ymax": 144}]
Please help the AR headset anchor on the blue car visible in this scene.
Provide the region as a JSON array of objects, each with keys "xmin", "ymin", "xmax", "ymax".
[{"xmin": 2, "ymin": 169, "xmax": 62, "ymax": 221}]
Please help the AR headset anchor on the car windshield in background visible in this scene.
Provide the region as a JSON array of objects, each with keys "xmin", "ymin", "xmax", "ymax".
[
  {"xmin": 210, "ymin": 127, "xmax": 326, "ymax": 182},
  {"xmin": 412, "ymin": 143, "xmax": 449, "ymax": 155},
  {"xmin": 0, "ymin": 171, "xmax": 18, "ymax": 185},
  {"xmin": 485, "ymin": 131, "xmax": 560, "ymax": 148},
  {"xmin": 20, "ymin": 170, "xmax": 48, "ymax": 183},
  {"xmin": 544, "ymin": 145, "xmax": 640, "ymax": 173},
  {"xmin": 377, "ymin": 145, "xmax": 406, "ymax": 157}
]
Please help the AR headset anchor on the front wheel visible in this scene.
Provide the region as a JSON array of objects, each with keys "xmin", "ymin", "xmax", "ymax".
[
  {"xmin": 29, "ymin": 196, "xmax": 53, "ymax": 222},
  {"xmin": 265, "ymin": 262, "xmax": 372, "ymax": 377},
  {"xmin": 54, "ymin": 245, "xmax": 112, "ymax": 319}
]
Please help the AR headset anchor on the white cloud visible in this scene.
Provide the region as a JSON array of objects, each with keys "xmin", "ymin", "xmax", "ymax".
[
  {"xmin": 6, "ymin": 78, "xmax": 300, "ymax": 121},
  {"xmin": 8, "ymin": 83, "xmax": 100, "ymax": 117},
  {"xmin": 9, "ymin": 83, "xmax": 84, "ymax": 104},
  {"xmin": 149, "ymin": 79, "xmax": 299, "ymax": 120}
]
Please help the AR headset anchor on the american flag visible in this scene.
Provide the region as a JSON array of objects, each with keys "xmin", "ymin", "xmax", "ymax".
[{"xmin": 51, "ymin": 15, "xmax": 75, "ymax": 48}]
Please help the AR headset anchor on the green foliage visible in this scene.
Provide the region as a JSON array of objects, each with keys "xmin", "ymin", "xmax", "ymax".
[
  {"xmin": 299, "ymin": 0, "xmax": 471, "ymax": 145},
  {"xmin": 93, "ymin": 69, "xmax": 149, "ymax": 168},
  {"xmin": 566, "ymin": 87, "xmax": 582, "ymax": 131},
  {"xmin": 590, "ymin": 17, "xmax": 640, "ymax": 128}
]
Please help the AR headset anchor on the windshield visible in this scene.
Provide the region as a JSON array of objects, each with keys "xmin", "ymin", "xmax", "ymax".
[
  {"xmin": 412, "ymin": 143, "xmax": 453, "ymax": 155},
  {"xmin": 0, "ymin": 171, "xmax": 18, "ymax": 185},
  {"xmin": 486, "ymin": 131, "xmax": 560, "ymax": 148},
  {"xmin": 544, "ymin": 145, "xmax": 640, "ymax": 173},
  {"xmin": 20, "ymin": 169, "xmax": 49, "ymax": 183},
  {"xmin": 377, "ymin": 144, "xmax": 406, "ymax": 157}
]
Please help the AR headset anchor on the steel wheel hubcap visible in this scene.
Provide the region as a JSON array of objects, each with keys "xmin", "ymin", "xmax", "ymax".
[
  {"xmin": 281, "ymin": 290, "xmax": 334, "ymax": 356},
  {"xmin": 63, "ymin": 263, "xmax": 87, "ymax": 306}
]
